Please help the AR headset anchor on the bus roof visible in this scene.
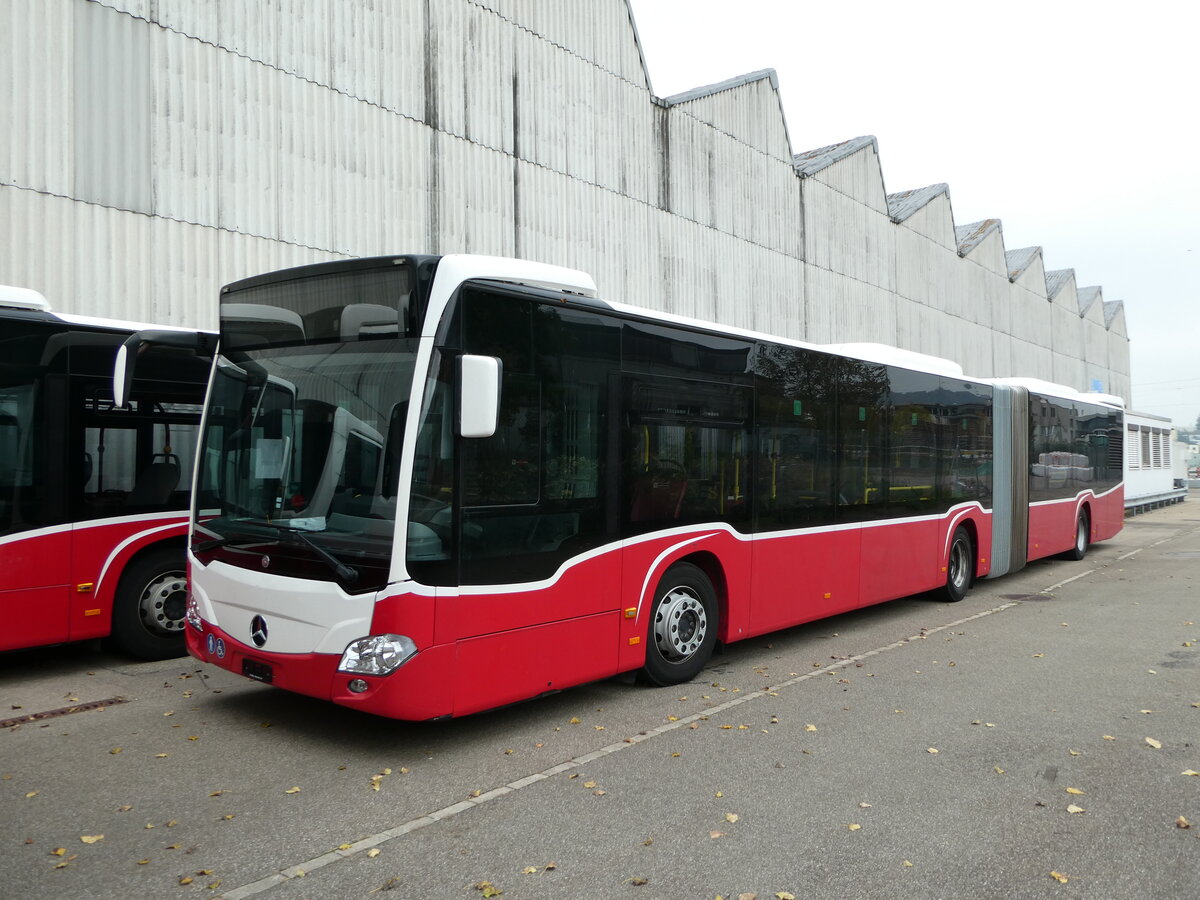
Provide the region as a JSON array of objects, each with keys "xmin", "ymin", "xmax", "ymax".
[{"xmin": 0, "ymin": 284, "xmax": 51, "ymax": 312}]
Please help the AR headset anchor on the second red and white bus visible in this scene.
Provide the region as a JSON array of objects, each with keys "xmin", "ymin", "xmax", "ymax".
[
  {"xmin": 175, "ymin": 255, "xmax": 1124, "ymax": 718},
  {"xmin": 0, "ymin": 285, "xmax": 212, "ymax": 660}
]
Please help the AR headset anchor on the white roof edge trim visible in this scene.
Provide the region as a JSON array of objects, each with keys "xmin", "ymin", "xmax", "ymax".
[
  {"xmin": 54, "ymin": 312, "xmax": 214, "ymax": 335},
  {"xmin": 821, "ymin": 342, "xmax": 964, "ymax": 378},
  {"xmin": 0, "ymin": 284, "xmax": 51, "ymax": 311},
  {"xmin": 438, "ymin": 254, "xmax": 597, "ymax": 298},
  {"xmin": 989, "ymin": 377, "xmax": 1125, "ymax": 409}
]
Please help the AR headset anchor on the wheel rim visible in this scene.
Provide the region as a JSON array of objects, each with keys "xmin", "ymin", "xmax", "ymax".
[
  {"xmin": 138, "ymin": 571, "xmax": 187, "ymax": 636},
  {"xmin": 949, "ymin": 539, "xmax": 970, "ymax": 591},
  {"xmin": 1076, "ymin": 517, "xmax": 1087, "ymax": 552},
  {"xmin": 654, "ymin": 587, "xmax": 708, "ymax": 662}
]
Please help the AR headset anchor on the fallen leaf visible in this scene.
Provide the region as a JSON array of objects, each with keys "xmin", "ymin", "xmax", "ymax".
[
  {"xmin": 738, "ymin": 894, "xmax": 758, "ymax": 900},
  {"xmin": 285, "ymin": 786, "xmax": 301, "ymax": 794},
  {"xmin": 1067, "ymin": 804, "xmax": 1085, "ymax": 814},
  {"xmin": 137, "ymin": 859, "xmax": 149, "ymax": 865},
  {"xmin": 715, "ymin": 791, "xmax": 724, "ymax": 798},
  {"xmin": 583, "ymin": 781, "xmax": 597, "ymax": 789},
  {"xmin": 1050, "ymin": 871, "xmax": 1069, "ymax": 884},
  {"xmin": 521, "ymin": 866, "xmax": 538, "ymax": 875},
  {"xmin": 709, "ymin": 830, "xmax": 725, "ymax": 839},
  {"xmin": 166, "ymin": 843, "xmax": 181, "ymax": 850},
  {"xmin": 118, "ymin": 804, "xmax": 133, "ymax": 812},
  {"xmin": 593, "ymin": 789, "xmax": 607, "ymax": 796},
  {"xmin": 725, "ymin": 813, "xmax": 739, "ymax": 823},
  {"xmin": 641, "ymin": 838, "xmax": 653, "ymax": 846},
  {"xmin": 207, "ymin": 881, "xmax": 221, "ymax": 891},
  {"xmin": 776, "ymin": 893, "xmax": 796, "ymax": 900},
  {"xmin": 1182, "ymin": 770, "xmax": 1199, "ymax": 777},
  {"xmin": 1145, "ymin": 737, "xmax": 1162, "ymax": 749},
  {"xmin": 109, "ymin": 748, "xmax": 122, "ymax": 755},
  {"xmin": 469, "ymin": 789, "xmax": 483, "ymax": 798},
  {"xmin": 367, "ymin": 848, "xmax": 381, "ymax": 858},
  {"xmin": 848, "ymin": 823, "xmax": 861, "ymax": 831},
  {"xmin": 1103, "ymin": 735, "xmax": 1115, "ymax": 741},
  {"xmin": 994, "ymin": 767, "xmax": 1005, "ymax": 774},
  {"xmin": 629, "ymin": 877, "xmax": 648, "ymax": 886},
  {"xmin": 338, "ymin": 843, "xmax": 352, "ymax": 851},
  {"xmin": 51, "ymin": 848, "xmax": 66, "ymax": 857},
  {"xmin": 1032, "ymin": 653, "xmax": 1045, "ymax": 658},
  {"xmin": 1066, "ymin": 787, "xmax": 1085, "ymax": 795},
  {"xmin": 165, "ymin": 820, "xmax": 178, "ymax": 827},
  {"xmin": 927, "ymin": 748, "xmax": 939, "ymax": 755},
  {"xmin": 568, "ymin": 717, "xmax": 581, "ymax": 725},
  {"xmin": 1177, "ymin": 816, "xmax": 1191, "ymax": 829},
  {"xmin": 903, "ymin": 860, "xmax": 914, "ymax": 867},
  {"xmin": 805, "ymin": 724, "xmax": 817, "ymax": 732},
  {"xmin": 80, "ymin": 835, "xmax": 104, "ymax": 844},
  {"xmin": 156, "ymin": 753, "xmax": 168, "ymax": 758},
  {"xmin": 544, "ymin": 862, "xmax": 557, "ymax": 870},
  {"xmin": 209, "ymin": 790, "xmax": 226, "ymax": 797},
  {"xmin": 179, "ymin": 877, "xmax": 193, "ymax": 885},
  {"xmin": 859, "ymin": 802, "xmax": 872, "ymax": 808},
  {"xmin": 25, "ymin": 791, "xmax": 38, "ymax": 798}
]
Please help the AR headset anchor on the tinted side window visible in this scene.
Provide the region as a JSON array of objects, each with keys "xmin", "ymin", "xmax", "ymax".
[
  {"xmin": 458, "ymin": 291, "xmax": 620, "ymax": 584},
  {"xmin": 624, "ymin": 375, "xmax": 752, "ymax": 533},
  {"xmin": 837, "ymin": 361, "xmax": 889, "ymax": 521},
  {"xmin": 753, "ymin": 344, "xmax": 836, "ymax": 529}
]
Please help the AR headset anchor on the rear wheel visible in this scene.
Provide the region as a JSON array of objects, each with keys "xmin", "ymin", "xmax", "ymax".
[
  {"xmin": 108, "ymin": 547, "xmax": 188, "ymax": 660},
  {"xmin": 1064, "ymin": 510, "xmax": 1090, "ymax": 561},
  {"xmin": 640, "ymin": 562, "xmax": 718, "ymax": 686},
  {"xmin": 937, "ymin": 527, "xmax": 973, "ymax": 603}
]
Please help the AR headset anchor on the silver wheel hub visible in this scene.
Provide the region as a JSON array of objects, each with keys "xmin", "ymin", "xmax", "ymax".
[
  {"xmin": 139, "ymin": 572, "xmax": 187, "ymax": 636},
  {"xmin": 949, "ymin": 541, "xmax": 969, "ymax": 590},
  {"xmin": 1077, "ymin": 519, "xmax": 1087, "ymax": 551},
  {"xmin": 654, "ymin": 588, "xmax": 707, "ymax": 661}
]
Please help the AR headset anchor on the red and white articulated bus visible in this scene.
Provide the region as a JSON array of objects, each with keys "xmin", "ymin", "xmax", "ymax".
[
  {"xmin": 0, "ymin": 285, "xmax": 212, "ymax": 660},
  {"xmin": 169, "ymin": 255, "xmax": 1123, "ymax": 719}
]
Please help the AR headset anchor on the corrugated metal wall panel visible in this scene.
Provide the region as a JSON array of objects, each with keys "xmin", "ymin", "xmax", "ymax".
[
  {"xmin": 149, "ymin": 215, "xmax": 220, "ymax": 328},
  {"xmin": 0, "ymin": 185, "xmax": 78, "ymax": 310},
  {"xmin": 898, "ymin": 195, "xmax": 956, "ymax": 250},
  {"xmin": 2, "ymin": 0, "xmax": 73, "ymax": 197},
  {"xmin": 494, "ymin": 0, "xmax": 648, "ymax": 88},
  {"xmin": 73, "ymin": 1, "xmax": 152, "ymax": 213},
  {"xmin": 276, "ymin": 73, "xmax": 335, "ymax": 249},
  {"xmin": 802, "ymin": 181, "xmax": 891, "ymax": 289},
  {"xmin": 808, "ymin": 264, "xmax": 896, "ymax": 346},
  {"xmin": 377, "ymin": 0, "xmax": 427, "ymax": 121},
  {"xmin": 435, "ymin": 131, "xmax": 515, "ymax": 256},
  {"xmin": 216, "ymin": 49, "xmax": 280, "ymax": 239},
  {"xmin": 810, "ymin": 146, "xmax": 888, "ymax": 215},
  {"xmin": 673, "ymin": 78, "xmax": 792, "ymax": 164},
  {"xmin": 152, "ymin": 24, "xmax": 220, "ymax": 225},
  {"xmin": 379, "ymin": 112, "xmax": 433, "ymax": 254},
  {"xmin": 277, "ymin": 0, "xmax": 332, "ymax": 87},
  {"xmin": 219, "ymin": 0, "xmax": 280, "ymax": 68}
]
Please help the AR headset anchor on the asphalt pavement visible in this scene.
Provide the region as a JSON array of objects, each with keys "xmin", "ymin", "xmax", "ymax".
[{"xmin": 3, "ymin": 495, "xmax": 1198, "ymax": 900}]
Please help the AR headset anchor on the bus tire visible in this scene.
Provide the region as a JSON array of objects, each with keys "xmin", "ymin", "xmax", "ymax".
[
  {"xmin": 1063, "ymin": 510, "xmax": 1090, "ymax": 561},
  {"xmin": 108, "ymin": 546, "xmax": 188, "ymax": 660},
  {"xmin": 640, "ymin": 562, "xmax": 718, "ymax": 687},
  {"xmin": 937, "ymin": 527, "xmax": 973, "ymax": 603}
]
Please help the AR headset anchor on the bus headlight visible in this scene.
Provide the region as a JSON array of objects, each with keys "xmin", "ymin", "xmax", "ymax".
[
  {"xmin": 338, "ymin": 634, "xmax": 418, "ymax": 676},
  {"xmin": 185, "ymin": 595, "xmax": 203, "ymax": 632}
]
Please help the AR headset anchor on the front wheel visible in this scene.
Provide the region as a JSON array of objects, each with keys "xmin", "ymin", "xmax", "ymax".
[
  {"xmin": 108, "ymin": 547, "xmax": 188, "ymax": 660},
  {"xmin": 640, "ymin": 562, "xmax": 719, "ymax": 686},
  {"xmin": 937, "ymin": 526, "xmax": 973, "ymax": 603},
  {"xmin": 1063, "ymin": 510, "xmax": 1090, "ymax": 561}
]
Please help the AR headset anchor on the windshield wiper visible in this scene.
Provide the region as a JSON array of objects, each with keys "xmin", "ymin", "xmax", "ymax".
[
  {"xmin": 193, "ymin": 534, "xmax": 266, "ymax": 553},
  {"xmin": 277, "ymin": 527, "xmax": 360, "ymax": 585}
]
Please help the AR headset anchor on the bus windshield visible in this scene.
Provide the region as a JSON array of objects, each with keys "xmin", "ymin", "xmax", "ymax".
[{"xmin": 193, "ymin": 265, "xmax": 419, "ymax": 592}]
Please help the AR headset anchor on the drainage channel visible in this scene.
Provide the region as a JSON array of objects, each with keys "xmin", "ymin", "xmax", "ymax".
[{"xmin": 1, "ymin": 696, "xmax": 129, "ymax": 729}]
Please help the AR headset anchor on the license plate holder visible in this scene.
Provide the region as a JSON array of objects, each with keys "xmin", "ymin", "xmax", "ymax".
[{"xmin": 242, "ymin": 659, "xmax": 273, "ymax": 684}]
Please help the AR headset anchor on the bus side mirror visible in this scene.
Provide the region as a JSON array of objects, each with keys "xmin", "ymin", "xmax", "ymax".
[
  {"xmin": 112, "ymin": 330, "xmax": 217, "ymax": 408},
  {"xmin": 458, "ymin": 355, "xmax": 501, "ymax": 438},
  {"xmin": 113, "ymin": 343, "xmax": 135, "ymax": 409}
]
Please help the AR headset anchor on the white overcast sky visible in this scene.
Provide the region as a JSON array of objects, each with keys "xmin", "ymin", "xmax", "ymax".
[{"xmin": 627, "ymin": 0, "xmax": 1200, "ymax": 431}]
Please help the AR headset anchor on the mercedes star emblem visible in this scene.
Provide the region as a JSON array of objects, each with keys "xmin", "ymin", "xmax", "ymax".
[
  {"xmin": 250, "ymin": 615, "xmax": 268, "ymax": 648},
  {"xmin": 260, "ymin": 554, "xmax": 271, "ymax": 569}
]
